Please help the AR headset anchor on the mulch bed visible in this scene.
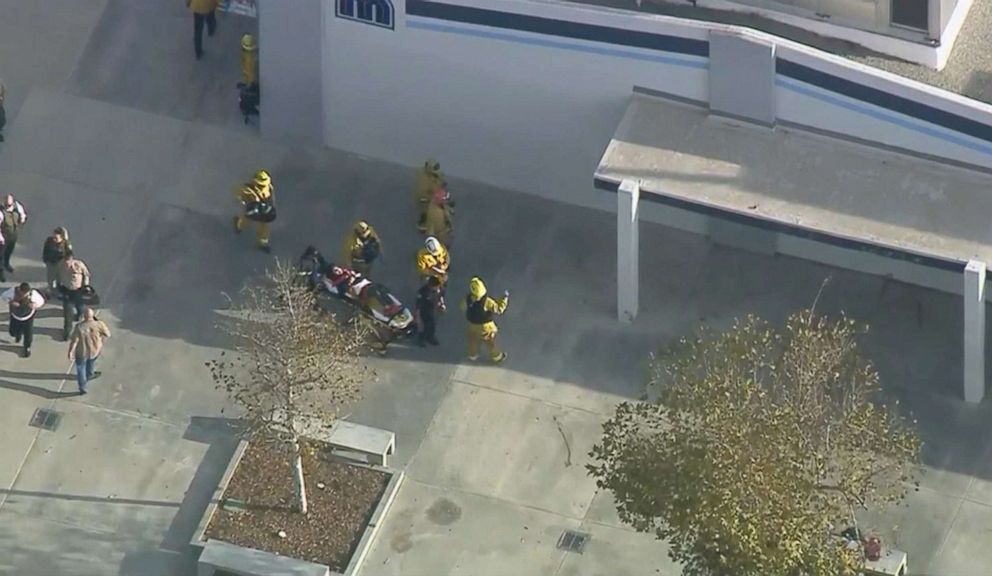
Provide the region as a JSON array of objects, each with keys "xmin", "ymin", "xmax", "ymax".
[{"xmin": 205, "ymin": 439, "xmax": 389, "ymax": 572}]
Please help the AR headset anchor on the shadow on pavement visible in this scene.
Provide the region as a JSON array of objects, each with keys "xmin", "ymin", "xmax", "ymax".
[
  {"xmin": 0, "ymin": 378, "xmax": 71, "ymax": 399},
  {"xmin": 115, "ymin": 417, "xmax": 241, "ymax": 576},
  {"xmin": 159, "ymin": 416, "xmax": 241, "ymax": 552}
]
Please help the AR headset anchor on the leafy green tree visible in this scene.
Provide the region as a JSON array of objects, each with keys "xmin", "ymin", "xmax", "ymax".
[{"xmin": 589, "ymin": 311, "xmax": 920, "ymax": 576}]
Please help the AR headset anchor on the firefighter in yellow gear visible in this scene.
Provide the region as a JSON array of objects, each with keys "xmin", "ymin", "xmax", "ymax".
[
  {"xmin": 233, "ymin": 169, "xmax": 275, "ymax": 251},
  {"xmin": 423, "ymin": 185, "xmax": 454, "ymax": 245},
  {"xmin": 416, "ymin": 236, "xmax": 449, "ymax": 311},
  {"xmin": 341, "ymin": 220, "xmax": 382, "ymax": 275},
  {"xmin": 417, "ymin": 236, "xmax": 449, "ymax": 286},
  {"xmin": 240, "ymin": 33, "xmax": 258, "ymax": 87},
  {"xmin": 414, "ymin": 159, "xmax": 444, "ymax": 233},
  {"xmin": 462, "ymin": 276, "xmax": 508, "ymax": 363}
]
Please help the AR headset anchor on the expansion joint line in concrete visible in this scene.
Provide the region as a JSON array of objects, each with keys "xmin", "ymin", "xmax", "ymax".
[
  {"xmin": 925, "ymin": 444, "xmax": 987, "ymax": 573},
  {"xmin": 449, "ymin": 377, "xmax": 614, "ymax": 419},
  {"xmin": 403, "ymin": 476, "xmax": 590, "ymax": 524},
  {"xmin": 927, "ymin": 488, "xmax": 970, "ymax": 574}
]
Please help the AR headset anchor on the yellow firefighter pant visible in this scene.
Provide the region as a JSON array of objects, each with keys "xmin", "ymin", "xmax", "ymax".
[
  {"xmin": 235, "ymin": 214, "xmax": 270, "ymax": 246},
  {"xmin": 467, "ymin": 322, "xmax": 501, "ymax": 361}
]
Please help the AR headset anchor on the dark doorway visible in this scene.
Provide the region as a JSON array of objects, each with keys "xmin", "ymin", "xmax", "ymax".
[{"xmin": 891, "ymin": 0, "xmax": 928, "ymax": 31}]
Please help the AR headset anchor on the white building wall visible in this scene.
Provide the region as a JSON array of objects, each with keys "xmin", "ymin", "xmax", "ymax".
[
  {"xmin": 324, "ymin": 0, "xmax": 709, "ymax": 212},
  {"xmin": 315, "ymin": 0, "xmax": 992, "ymax": 295}
]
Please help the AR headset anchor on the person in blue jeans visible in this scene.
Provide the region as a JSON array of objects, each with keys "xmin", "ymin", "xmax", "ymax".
[{"xmin": 67, "ymin": 307, "xmax": 111, "ymax": 394}]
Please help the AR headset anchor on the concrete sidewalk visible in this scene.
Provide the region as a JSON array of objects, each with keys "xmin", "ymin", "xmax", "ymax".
[{"xmin": 1, "ymin": 2, "xmax": 992, "ymax": 575}]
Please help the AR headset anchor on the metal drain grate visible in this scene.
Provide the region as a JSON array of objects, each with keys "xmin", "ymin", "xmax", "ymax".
[
  {"xmin": 29, "ymin": 408, "xmax": 62, "ymax": 431},
  {"xmin": 556, "ymin": 529, "xmax": 590, "ymax": 554}
]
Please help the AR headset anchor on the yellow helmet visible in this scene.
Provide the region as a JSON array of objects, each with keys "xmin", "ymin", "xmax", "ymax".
[
  {"xmin": 241, "ymin": 33, "xmax": 257, "ymax": 51},
  {"xmin": 469, "ymin": 277, "xmax": 487, "ymax": 301},
  {"xmin": 354, "ymin": 220, "xmax": 371, "ymax": 237},
  {"xmin": 253, "ymin": 170, "xmax": 271, "ymax": 187},
  {"xmin": 424, "ymin": 158, "xmax": 441, "ymax": 175}
]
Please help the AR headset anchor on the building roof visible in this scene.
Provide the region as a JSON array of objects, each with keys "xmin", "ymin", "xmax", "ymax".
[
  {"xmin": 595, "ymin": 93, "xmax": 992, "ymax": 269},
  {"xmin": 572, "ymin": 0, "xmax": 992, "ymax": 104}
]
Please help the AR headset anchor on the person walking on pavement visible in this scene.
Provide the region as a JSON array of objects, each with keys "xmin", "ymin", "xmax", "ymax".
[
  {"xmin": 415, "ymin": 276, "xmax": 443, "ymax": 346},
  {"xmin": 233, "ymin": 169, "xmax": 276, "ymax": 252},
  {"xmin": 57, "ymin": 249, "xmax": 91, "ymax": 340},
  {"xmin": 1, "ymin": 194, "xmax": 27, "ymax": 274},
  {"xmin": 42, "ymin": 227, "xmax": 72, "ymax": 297},
  {"xmin": 67, "ymin": 307, "xmax": 111, "ymax": 395},
  {"xmin": 423, "ymin": 185, "xmax": 454, "ymax": 245},
  {"xmin": 461, "ymin": 276, "xmax": 508, "ymax": 363},
  {"xmin": 413, "ymin": 159, "xmax": 445, "ymax": 233},
  {"xmin": 2, "ymin": 282, "xmax": 44, "ymax": 358},
  {"xmin": 341, "ymin": 220, "xmax": 382, "ymax": 276},
  {"xmin": 186, "ymin": 0, "xmax": 220, "ymax": 60}
]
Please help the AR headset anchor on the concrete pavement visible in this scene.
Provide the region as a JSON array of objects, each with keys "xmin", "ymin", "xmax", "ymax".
[{"xmin": 2, "ymin": 2, "xmax": 992, "ymax": 575}]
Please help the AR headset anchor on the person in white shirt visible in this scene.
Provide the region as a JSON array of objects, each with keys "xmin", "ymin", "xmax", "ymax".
[{"xmin": 2, "ymin": 282, "xmax": 45, "ymax": 357}]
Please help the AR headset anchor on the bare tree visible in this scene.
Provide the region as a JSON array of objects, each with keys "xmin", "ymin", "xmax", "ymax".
[
  {"xmin": 208, "ymin": 261, "xmax": 373, "ymax": 514},
  {"xmin": 588, "ymin": 310, "xmax": 921, "ymax": 576}
]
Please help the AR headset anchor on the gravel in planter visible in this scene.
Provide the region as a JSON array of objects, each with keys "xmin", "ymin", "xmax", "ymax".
[{"xmin": 205, "ymin": 439, "xmax": 389, "ymax": 572}]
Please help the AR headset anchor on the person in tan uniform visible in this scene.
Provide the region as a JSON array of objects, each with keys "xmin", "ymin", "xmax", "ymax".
[{"xmin": 57, "ymin": 249, "xmax": 91, "ymax": 340}]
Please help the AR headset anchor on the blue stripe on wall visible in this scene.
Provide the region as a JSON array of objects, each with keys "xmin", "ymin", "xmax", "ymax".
[
  {"xmin": 776, "ymin": 60, "xmax": 992, "ymax": 146},
  {"xmin": 407, "ymin": 18, "xmax": 708, "ymax": 69},
  {"xmin": 406, "ymin": 1, "xmax": 992, "ymax": 150},
  {"xmin": 777, "ymin": 78, "xmax": 992, "ymax": 156},
  {"xmin": 406, "ymin": 0, "xmax": 709, "ymax": 57},
  {"xmin": 593, "ymin": 176, "xmax": 965, "ymax": 271}
]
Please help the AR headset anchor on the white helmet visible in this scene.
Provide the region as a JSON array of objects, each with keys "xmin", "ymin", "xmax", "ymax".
[{"xmin": 425, "ymin": 236, "xmax": 441, "ymax": 255}]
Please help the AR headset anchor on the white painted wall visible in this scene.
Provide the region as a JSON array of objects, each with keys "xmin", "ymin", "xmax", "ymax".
[
  {"xmin": 323, "ymin": 0, "xmax": 992, "ymax": 210},
  {"xmin": 775, "ymin": 42, "xmax": 992, "ymax": 168},
  {"xmin": 323, "ymin": 0, "xmax": 709, "ymax": 212},
  {"xmin": 259, "ymin": 0, "xmax": 323, "ymax": 145},
  {"xmin": 316, "ymin": 0, "xmax": 992, "ymax": 296}
]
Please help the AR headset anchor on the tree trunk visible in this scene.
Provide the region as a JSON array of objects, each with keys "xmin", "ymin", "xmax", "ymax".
[{"xmin": 293, "ymin": 437, "xmax": 308, "ymax": 514}]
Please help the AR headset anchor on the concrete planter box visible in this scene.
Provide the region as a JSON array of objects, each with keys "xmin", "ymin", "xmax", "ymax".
[{"xmin": 191, "ymin": 439, "xmax": 405, "ymax": 576}]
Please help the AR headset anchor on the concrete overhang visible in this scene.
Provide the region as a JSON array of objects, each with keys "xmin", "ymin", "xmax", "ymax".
[{"xmin": 595, "ymin": 92, "xmax": 992, "ymax": 273}]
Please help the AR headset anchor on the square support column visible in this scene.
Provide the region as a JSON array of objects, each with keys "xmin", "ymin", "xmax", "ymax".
[
  {"xmin": 618, "ymin": 179, "xmax": 640, "ymax": 323},
  {"xmin": 964, "ymin": 260, "xmax": 986, "ymax": 403}
]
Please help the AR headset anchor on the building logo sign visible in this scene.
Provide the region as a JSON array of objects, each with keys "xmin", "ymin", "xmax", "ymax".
[
  {"xmin": 336, "ymin": 0, "xmax": 395, "ymax": 30},
  {"xmin": 220, "ymin": 0, "xmax": 257, "ymax": 18}
]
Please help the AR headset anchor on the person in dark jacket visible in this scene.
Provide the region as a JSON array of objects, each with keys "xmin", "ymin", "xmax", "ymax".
[
  {"xmin": 42, "ymin": 227, "xmax": 71, "ymax": 296},
  {"xmin": 416, "ymin": 276, "xmax": 443, "ymax": 346}
]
